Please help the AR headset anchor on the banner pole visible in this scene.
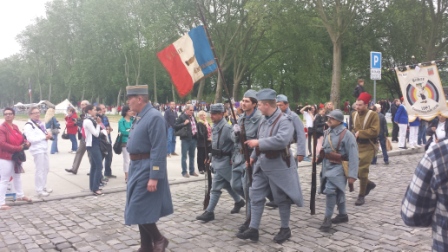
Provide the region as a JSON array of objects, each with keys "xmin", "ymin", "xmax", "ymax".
[{"xmin": 196, "ymin": 2, "xmax": 237, "ymax": 124}]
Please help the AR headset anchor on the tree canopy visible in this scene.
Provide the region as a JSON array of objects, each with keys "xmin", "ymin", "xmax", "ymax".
[{"xmin": 0, "ymin": 0, "xmax": 447, "ymax": 109}]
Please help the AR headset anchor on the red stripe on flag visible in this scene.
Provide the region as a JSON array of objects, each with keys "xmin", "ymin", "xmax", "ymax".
[{"xmin": 157, "ymin": 44, "xmax": 193, "ymax": 97}]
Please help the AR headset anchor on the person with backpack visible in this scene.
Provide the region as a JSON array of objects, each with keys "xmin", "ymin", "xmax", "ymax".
[
  {"xmin": 82, "ymin": 105, "xmax": 104, "ymax": 196},
  {"xmin": 318, "ymin": 109, "xmax": 359, "ymax": 232},
  {"xmin": 23, "ymin": 106, "xmax": 53, "ymax": 198}
]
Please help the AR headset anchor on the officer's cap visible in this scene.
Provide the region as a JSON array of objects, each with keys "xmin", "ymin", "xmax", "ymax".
[
  {"xmin": 256, "ymin": 89, "xmax": 276, "ymax": 101},
  {"xmin": 127, "ymin": 85, "xmax": 148, "ymax": 96},
  {"xmin": 244, "ymin": 89, "xmax": 258, "ymax": 100},
  {"xmin": 210, "ymin": 103, "xmax": 225, "ymax": 114},
  {"xmin": 276, "ymin": 94, "xmax": 288, "ymax": 103},
  {"xmin": 327, "ymin": 109, "xmax": 344, "ymax": 123}
]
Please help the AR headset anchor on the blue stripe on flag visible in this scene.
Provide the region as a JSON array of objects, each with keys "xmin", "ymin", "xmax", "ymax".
[{"xmin": 188, "ymin": 26, "xmax": 217, "ymax": 76}]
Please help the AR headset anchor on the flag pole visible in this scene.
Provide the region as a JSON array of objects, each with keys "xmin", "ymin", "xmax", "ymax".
[
  {"xmin": 388, "ymin": 56, "xmax": 448, "ymax": 71},
  {"xmin": 196, "ymin": 2, "xmax": 238, "ymax": 124}
]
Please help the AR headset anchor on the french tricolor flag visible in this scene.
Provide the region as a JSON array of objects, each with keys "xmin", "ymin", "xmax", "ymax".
[{"xmin": 157, "ymin": 26, "xmax": 218, "ymax": 97}]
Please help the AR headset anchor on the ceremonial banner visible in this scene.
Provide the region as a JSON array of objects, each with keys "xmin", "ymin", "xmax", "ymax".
[
  {"xmin": 395, "ymin": 65, "xmax": 448, "ymax": 121},
  {"xmin": 157, "ymin": 26, "xmax": 217, "ymax": 97}
]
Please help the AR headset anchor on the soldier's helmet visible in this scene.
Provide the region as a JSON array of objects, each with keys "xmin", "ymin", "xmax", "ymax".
[{"xmin": 327, "ymin": 109, "xmax": 344, "ymax": 122}]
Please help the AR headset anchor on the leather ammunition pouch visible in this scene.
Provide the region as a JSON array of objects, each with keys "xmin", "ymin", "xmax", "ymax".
[
  {"xmin": 254, "ymin": 113, "xmax": 291, "ymax": 167},
  {"xmin": 211, "ymin": 149, "xmax": 231, "ymax": 158},
  {"xmin": 324, "ymin": 152, "xmax": 348, "ymax": 164},
  {"xmin": 255, "ymin": 147, "xmax": 291, "ymax": 167}
]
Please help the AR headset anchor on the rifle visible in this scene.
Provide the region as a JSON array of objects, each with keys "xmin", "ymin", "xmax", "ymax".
[
  {"xmin": 310, "ymin": 129, "xmax": 317, "ymax": 215},
  {"xmin": 239, "ymin": 119, "xmax": 252, "ymax": 220},
  {"xmin": 203, "ymin": 153, "xmax": 213, "ymax": 210}
]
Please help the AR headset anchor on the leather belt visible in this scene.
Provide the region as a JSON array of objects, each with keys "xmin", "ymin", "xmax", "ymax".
[
  {"xmin": 130, "ymin": 153, "xmax": 150, "ymax": 161},
  {"xmin": 357, "ymin": 139, "xmax": 371, "ymax": 144}
]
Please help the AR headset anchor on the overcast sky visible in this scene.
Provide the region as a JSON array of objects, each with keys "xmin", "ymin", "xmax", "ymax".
[{"xmin": 0, "ymin": 0, "xmax": 48, "ymax": 59}]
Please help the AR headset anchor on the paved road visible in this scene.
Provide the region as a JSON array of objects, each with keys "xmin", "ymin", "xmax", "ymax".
[
  {"xmin": 0, "ymin": 152, "xmax": 432, "ymax": 251},
  {"xmin": 10, "ymin": 118, "xmax": 424, "ymax": 201}
]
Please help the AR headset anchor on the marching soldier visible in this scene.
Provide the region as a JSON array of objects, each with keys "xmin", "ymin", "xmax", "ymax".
[
  {"xmin": 318, "ymin": 109, "xmax": 359, "ymax": 232},
  {"xmin": 124, "ymin": 85, "xmax": 173, "ymax": 252},
  {"xmin": 231, "ymin": 90, "xmax": 263, "ymax": 233},
  {"xmin": 276, "ymin": 94, "xmax": 307, "ymax": 163},
  {"xmin": 196, "ymin": 103, "xmax": 245, "ymax": 222},
  {"xmin": 237, "ymin": 89, "xmax": 303, "ymax": 244},
  {"xmin": 352, "ymin": 92, "xmax": 379, "ymax": 206},
  {"xmin": 265, "ymin": 94, "xmax": 307, "ymax": 209}
]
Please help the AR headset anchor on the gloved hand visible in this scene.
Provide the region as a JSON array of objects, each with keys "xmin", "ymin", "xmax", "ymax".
[{"xmin": 233, "ymin": 124, "xmax": 241, "ymax": 133}]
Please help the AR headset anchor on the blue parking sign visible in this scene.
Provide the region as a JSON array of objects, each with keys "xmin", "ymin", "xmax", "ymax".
[{"xmin": 370, "ymin": 52, "xmax": 381, "ymax": 69}]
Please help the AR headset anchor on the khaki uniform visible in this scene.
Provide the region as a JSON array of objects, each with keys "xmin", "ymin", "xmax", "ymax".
[{"xmin": 352, "ymin": 110, "xmax": 379, "ymax": 195}]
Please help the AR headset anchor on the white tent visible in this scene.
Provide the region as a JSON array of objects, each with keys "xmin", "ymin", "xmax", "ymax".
[{"xmin": 55, "ymin": 99, "xmax": 75, "ymax": 114}]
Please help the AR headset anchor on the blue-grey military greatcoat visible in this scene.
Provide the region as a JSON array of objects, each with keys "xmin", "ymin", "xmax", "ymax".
[
  {"xmin": 206, "ymin": 117, "xmax": 241, "ymax": 212},
  {"xmin": 231, "ymin": 109, "xmax": 263, "ymax": 197},
  {"xmin": 321, "ymin": 123, "xmax": 359, "ymax": 203},
  {"xmin": 125, "ymin": 103, "xmax": 173, "ymax": 225},
  {"xmin": 250, "ymin": 108, "xmax": 304, "ymax": 207},
  {"xmin": 247, "ymin": 107, "xmax": 304, "ymax": 230}
]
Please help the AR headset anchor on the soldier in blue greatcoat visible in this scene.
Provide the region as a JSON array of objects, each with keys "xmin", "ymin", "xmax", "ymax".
[
  {"xmin": 276, "ymin": 94, "xmax": 306, "ymax": 162},
  {"xmin": 318, "ymin": 109, "xmax": 359, "ymax": 232},
  {"xmin": 196, "ymin": 103, "xmax": 245, "ymax": 222},
  {"xmin": 231, "ymin": 89, "xmax": 263, "ymax": 234},
  {"xmin": 124, "ymin": 85, "xmax": 173, "ymax": 252},
  {"xmin": 237, "ymin": 89, "xmax": 303, "ymax": 244}
]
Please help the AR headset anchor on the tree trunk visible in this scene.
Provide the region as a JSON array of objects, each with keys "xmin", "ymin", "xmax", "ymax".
[
  {"xmin": 196, "ymin": 79, "xmax": 205, "ymax": 102},
  {"xmin": 116, "ymin": 88, "xmax": 122, "ymax": 111},
  {"xmin": 171, "ymin": 83, "xmax": 176, "ymax": 102},
  {"xmin": 80, "ymin": 87, "xmax": 85, "ymax": 101},
  {"xmin": 124, "ymin": 52, "xmax": 130, "ymax": 86},
  {"xmin": 330, "ymin": 39, "xmax": 342, "ymax": 109},
  {"xmin": 48, "ymin": 63, "xmax": 53, "ymax": 101},
  {"xmin": 153, "ymin": 63, "xmax": 158, "ymax": 103},
  {"xmin": 214, "ymin": 71, "xmax": 223, "ymax": 103}
]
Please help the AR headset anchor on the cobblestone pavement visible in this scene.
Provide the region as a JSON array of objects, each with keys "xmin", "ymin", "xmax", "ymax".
[{"xmin": 0, "ymin": 152, "xmax": 432, "ymax": 252}]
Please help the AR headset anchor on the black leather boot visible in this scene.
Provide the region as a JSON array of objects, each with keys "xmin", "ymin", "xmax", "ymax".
[
  {"xmin": 237, "ymin": 219, "xmax": 250, "ymax": 234},
  {"xmin": 230, "ymin": 199, "xmax": 245, "ymax": 214},
  {"xmin": 236, "ymin": 228, "xmax": 259, "ymax": 241},
  {"xmin": 273, "ymin": 227, "xmax": 291, "ymax": 244},
  {"xmin": 365, "ymin": 181, "xmax": 376, "ymax": 196},
  {"xmin": 355, "ymin": 195, "xmax": 365, "ymax": 206},
  {"xmin": 319, "ymin": 217, "xmax": 332, "ymax": 232},
  {"xmin": 196, "ymin": 211, "xmax": 215, "ymax": 222},
  {"xmin": 331, "ymin": 214, "xmax": 349, "ymax": 224}
]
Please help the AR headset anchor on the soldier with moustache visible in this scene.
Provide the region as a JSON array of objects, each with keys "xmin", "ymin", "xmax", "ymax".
[
  {"xmin": 237, "ymin": 89, "xmax": 303, "ymax": 244},
  {"xmin": 196, "ymin": 104, "xmax": 245, "ymax": 222},
  {"xmin": 318, "ymin": 109, "xmax": 359, "ymax": 232},
  {"xmin": 124, "ymin": 85, "xmax": 173, "ymax": 252},
  {"xmin": 352, "ymin": 92, "xmax": 379, "ymax": 206},
  {"xmin": 231, "ymin": 90, "xmax": 263, "ymax": 233}
]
